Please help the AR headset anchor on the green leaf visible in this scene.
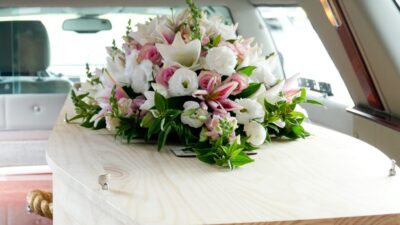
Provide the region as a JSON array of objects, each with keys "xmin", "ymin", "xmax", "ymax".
[
  {"xmin": 212, "ymin": 34, "xmax": 221, "ymax": 47},
  {"xmin": 305, "ymin": 99, "xmax": 324, "ymax": 106},
  {"xmin": 157, "ymin": 124, "xmax": 172, "ymax": 151},
  {"xmin": 154, "ymin": 92, "xmax": 167, "ymax": 112},
  {"xmin": 147, "ymin": 118, "xmax": 161, "ymax": 140},
  {"xmin": 140, "ymin": 112, "xmax": 155, "ymax": 128},
  {"xmin": 234, "ymin": 83, "xmax": 261, "ymax": 99},
  {"xmin": 237, "ymin": 66, "xmax": 257, "ymax": 76},
  {"xmin": 230, "ymin": 152, "xmax": 254, "ymax": 167},
  {"xmin": 288, "ymin": 111, "xmax": 305, "ymax": 118},
  {"xmin": 196, "ymin": 152, "xmax": 216, "ymax": 164}
]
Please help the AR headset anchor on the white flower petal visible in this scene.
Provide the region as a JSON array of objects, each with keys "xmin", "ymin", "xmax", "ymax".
[
  {"xmin": 168, "ymin": 68, "xmax": 198, "ymax": 97},
  {"xmin": 205, "ymin": 46, "xmax": 237, "ymax": 75},
  {"xmin": 140, "ymin": 91, "xmax": 155, "ymax": 111},
  {"xmin": 244, "ymin": 121, "xmax": 266, "ymax": 146},
  {"xmin": 156, "ymin": 32, "xmax": 201, "ymax": 68},
  {"xmin": 234, "ymin": 99, "xmax": 265, "ymax": 124},
  {"xmin": 128, "ymin": 57, "xmax": 153, "ymax": 94},
  {"xmin": 264, "ymin": 80, "xmax": 285, "ymax": 104},
  {"xmin": 181, "ymin": 101, "xmax": 208, "ymax": 128}
]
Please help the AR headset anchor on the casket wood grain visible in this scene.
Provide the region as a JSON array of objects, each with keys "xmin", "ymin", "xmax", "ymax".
[{"xmin": 47, "ymin": 99, "xmax": 400, "ymax": 225}]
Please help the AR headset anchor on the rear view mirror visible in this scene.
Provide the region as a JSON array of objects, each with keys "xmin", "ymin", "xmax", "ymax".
[{"xmin": 62, "ymin": 16, "xmax": 111, "ymax": 33}]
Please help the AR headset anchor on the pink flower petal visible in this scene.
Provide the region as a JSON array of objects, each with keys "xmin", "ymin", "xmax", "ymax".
[
  {"xmin": 219, "ymin": 98, "xmax": 243, "ymax": 111},
  {"xmin": 214, "ymin": 81, "xmax": 238, "ymax": 100}
]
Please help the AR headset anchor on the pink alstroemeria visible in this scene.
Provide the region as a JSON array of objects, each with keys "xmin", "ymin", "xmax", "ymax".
[
  {"xmin": 198, "ymin": 70, "xmax": 221, "ymax": 90},
  {"xmin": 193, "ymin": 76, "xmax": 242, "ymax": 114},
  {"xmin": 92, "ymin": 70, "xmax": 130, "ymax": 125}
]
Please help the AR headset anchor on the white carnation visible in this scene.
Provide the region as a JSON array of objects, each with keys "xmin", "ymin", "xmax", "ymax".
[
  {"xmin": 180, "ymin": 101, "xmax": 208, "ymax": 128},
  {"xmin": 140, "ymin": 91, "xmax": 155, "ymax": 111},
  {"xmin": 205, "ymin": 46, "xmax": 237, "ymax": 75},
  {"xmin": 244, "ymin": 121, "xmax": 266, "ymax": 146},
  {"xmin": 168, "ymin": 68, "xmax": 198, "ymax": 97},
  {"xmin": 233, "ymin": 99, "xmax": 265, "ymax": 124}
]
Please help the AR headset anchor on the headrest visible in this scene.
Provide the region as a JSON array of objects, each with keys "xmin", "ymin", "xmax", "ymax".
[{"xmin": 0, "ymin": 21, "xmax": 50, "ymax": 76}]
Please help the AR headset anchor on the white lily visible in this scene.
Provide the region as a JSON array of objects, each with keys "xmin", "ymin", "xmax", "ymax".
[
  {"xmin": 151, "ymin": 83, "xmax": 169, "ymax": 98},
  {"xmin": 156, "ymin": 32, "xmax": 201, "ymax": 68},
  {"xmin": 262, "ymin": 80, "xmax": 285, "ymax": 104},
  {"xmin": 140, "ymin": 91, "xmax": 155, "ymax": 111}
]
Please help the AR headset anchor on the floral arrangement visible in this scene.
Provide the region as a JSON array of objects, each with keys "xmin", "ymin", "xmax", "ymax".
[{"xmin": 68, "ymin": 0, "xmax": 320, "ymax": 169}]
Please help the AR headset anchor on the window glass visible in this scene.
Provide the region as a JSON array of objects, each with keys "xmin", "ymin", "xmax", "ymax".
[
  {"xmin": 0, "ymin": 6, "xmax": 232, "ymax": 94},
  {"xmin": 258, "ymin": 6, "xmax": 353, "ymax": 106}
]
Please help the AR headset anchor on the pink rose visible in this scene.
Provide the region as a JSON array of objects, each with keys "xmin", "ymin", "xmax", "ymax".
[
  {"xmin": 137, "ymin": 44, "xmax": 161, "ymax": 65},
  {"xmin": 155, "ymin": 66, "xmax": 179, "ymax": 87},
  {"xmin": 223, "ymin": 73, "xmax": 249, "ymax": 95},
  {"xmin": 198, "ymin": 70, "xmax": 221, "ymax": 90}
]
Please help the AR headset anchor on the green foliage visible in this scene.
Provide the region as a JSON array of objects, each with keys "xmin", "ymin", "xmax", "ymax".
[
  {"xmin": 66, "ymin": 90, "xmax": 104, "ymax": 129},
  {"xmin": 263, "ymin": 88, "xmax": 322, "ymax": 139},
  {"xmin": 237, "ymin": 66, "xmax": 257, "ymax": 76},
  {"xmin": 186, "ymin": 0, "xmax": 202, "ymax": 40},
  {"xmin": 145, "ymin": 92, "xmax": 197, "ymax": 151},
  {"xmin": 193, "ymin": 139, "xmax": 254, "ymax": 170},
  {"xmin": 125, "ymin": 19, "xmax": 132, "ymax": 37},
  {"xmin": 233, "ymin": 83, "xmax": 261, "ymax": 99},
  {"xmin": 85, "ymin": 64, "xmax": 101, "ymax": 86},
  {"xmin": 116, "ymin": 117, "xmax": 144, "ymax": 143}
]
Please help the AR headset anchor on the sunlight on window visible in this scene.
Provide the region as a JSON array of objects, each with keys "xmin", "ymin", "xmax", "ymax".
[{"xmin": 258, "ymin": 7, "xmax": 353, "ymax": 106}]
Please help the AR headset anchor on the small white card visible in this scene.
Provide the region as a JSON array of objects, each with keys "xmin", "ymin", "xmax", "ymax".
[{"xmin": 169, "ymin": 146, "xmax": 196, "ymax": 157}]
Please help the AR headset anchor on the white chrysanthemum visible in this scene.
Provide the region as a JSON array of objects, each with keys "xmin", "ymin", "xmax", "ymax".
[
  {"xmin": 140, "ymin": 91, "xmax": 155, "ymax": 111},
  {"xmin": 233, "ymin": 99, "xmax": 265, "ymax": 124},
  {"xmin": 180, "ymin": 101, "xmax": 208, "ymax": 128},
  {"xmin": 168, "ymin": 68, "xmax": 198, "ymax": 97},
  {"xmin": 105, "ymin": 115, "xmax": 120, "ymax": 132},
  {"xmin": 205, "ymin": 46, "xmax": 237, "ymax": 75},
  {"xmin": 251, "ymin": 60, "xmax": 277, "ymax": 87},
  {"xmin": 244, "ymin": 121, "xmax": 266, "ymax": 146}
]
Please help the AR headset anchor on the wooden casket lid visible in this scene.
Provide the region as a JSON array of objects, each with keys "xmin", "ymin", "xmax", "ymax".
[{"xmin": 47, "ymin": 99, "xmax": 400, "ymax": 224}]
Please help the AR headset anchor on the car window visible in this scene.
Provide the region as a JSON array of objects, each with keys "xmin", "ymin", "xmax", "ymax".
[
  {"xmin": 258, "ymin": 6, "xmax": 353, "ymax": 106},
  {"xmin": 0, "ymin": 6, "xmax": 232, "ymax": 94}
]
